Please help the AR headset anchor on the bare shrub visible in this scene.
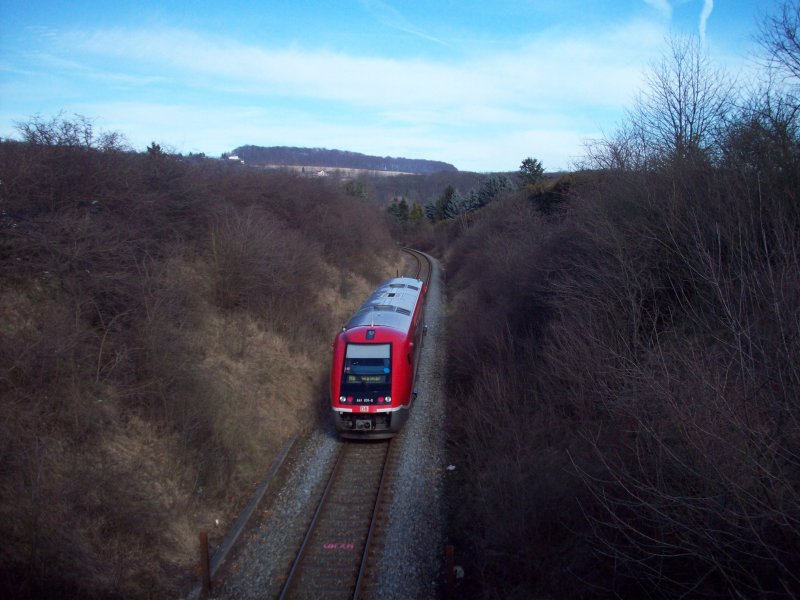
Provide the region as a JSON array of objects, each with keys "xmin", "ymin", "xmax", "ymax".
[
  {"xmin": 15, "ymin": 113, "xmax": 125, "ymax": 151},
  {"xmin": 0, "ymin": 408, "xmax": 184, "ymax": 597},
  {"xmin": 208, "ymin": 203, "xmax": 332, "ymax": 339},
  {"xmin": 445, "ymin": 23, "xmax": 800, "ymax": 597},
  {"xmin": 0, "ymin": 292, "xmax": 174, "ymax": 597},
  {"xmin": 1, "ymin": 115, "xmax": 129, "ymax": 217},
  {"xmin": 210, "ymin": 204, "xmax": 308, "ymax": 308},
  {"xmin": 444, "ymin": 194, "xmax": 608, "ymax": 596},
  {"xmin": 539, "ymin": 153, "xmax": 800, "ymax": 595},
  {"xmin": 447, "ymin": 155, "xmax": 800, "ymax": 596}
]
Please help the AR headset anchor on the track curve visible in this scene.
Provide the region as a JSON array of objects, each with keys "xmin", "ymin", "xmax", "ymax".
[{"xmin": 279, "ymin": 247, "xmax": 432, "ymax": 599}]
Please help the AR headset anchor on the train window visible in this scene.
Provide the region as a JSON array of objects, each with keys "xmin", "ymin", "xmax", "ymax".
[
  {"xmin": 342, "ymin": 344, "xmax": 392, "ymax": 400},
  {"xmin": 346, "ymin": 343, "xmax": 390, "ymax": 359}
]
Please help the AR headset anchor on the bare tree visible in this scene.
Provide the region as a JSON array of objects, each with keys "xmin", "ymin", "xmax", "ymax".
[
  {"xmin": 760, "ymin": 0, "xmax": 800, "ymax": 84},
  {"xmin": 583, "ymin": 120, "xmax": 648, "ymax": 170},
  {"xmin": 630, "ymin": 35, "xmax": 735, "ymax": 164},
  {"xmin": 584, "ymin": 36, "xmax": 735, "ymax": 171},
  {"xmin": 632, "ymin": 37, "xmax": 733, "ymax": 164}
]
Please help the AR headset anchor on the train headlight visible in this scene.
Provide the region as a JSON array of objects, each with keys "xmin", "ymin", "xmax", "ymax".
[
  {"xmin": 339, "ymin": 396, "xmax": 346, "ymax": 403},
  {"xmin": 385, "ymin": 396, "xmax": 392, "ymax": 403}
]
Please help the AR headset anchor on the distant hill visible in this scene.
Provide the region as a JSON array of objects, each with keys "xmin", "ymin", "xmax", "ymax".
[{"xmin": 230, "ymin": 145, "xmax": 458, "ymax": 174}]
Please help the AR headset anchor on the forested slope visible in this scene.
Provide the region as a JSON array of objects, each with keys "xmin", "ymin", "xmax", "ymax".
[
  {"xmin": 232, "ymin": 145, "xmax": 457, "ymax": 174},
  {"xmin": 436, "ymin": 22, "xmax": 800, "ymax": 600},
  {"xmin": 0, "ymin": 121, "xmax": 397, "ymax": 597}
]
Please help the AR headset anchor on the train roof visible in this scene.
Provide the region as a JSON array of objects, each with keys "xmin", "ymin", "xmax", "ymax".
[{"xmin": 344, "ymin": 277, "xmax": 423, "ymax": 332}]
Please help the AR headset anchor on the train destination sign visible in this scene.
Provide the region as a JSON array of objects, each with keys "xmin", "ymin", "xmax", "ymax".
[{"xmin": 346, "ymin": 374, "xmax": 386, "ymax": 384}]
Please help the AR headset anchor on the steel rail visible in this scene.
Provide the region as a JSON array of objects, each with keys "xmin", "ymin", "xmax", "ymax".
[
  {"xmin": 278, "ymin": 440, "xmax": 393, "ymax": 599},
  {"xmin": 401, "ymin": 247, "xmax": 431, "ymax": 284},
  {"xmin": 352, "ymin": 438, "xmax": 393, "ymax": 599},
  {"xmin": 278, "ymin": 443, "xmax": 347, "ymax": 600}
]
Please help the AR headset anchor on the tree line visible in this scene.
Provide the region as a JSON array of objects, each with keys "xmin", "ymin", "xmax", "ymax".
[{"xmin": 230, "ymin": 144, "xmax": 458, "ymax": 173}]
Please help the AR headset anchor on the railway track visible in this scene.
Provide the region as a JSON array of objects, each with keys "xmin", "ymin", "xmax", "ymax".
[
  {"xmin": 278, "ymin": 248, "xmax": 432, "ymax": 600},
  {"xmin": 403, "ymin": 246, "xmax": 431, "ymax": 283},
  {"xmin": 279, "ymin": 440, "xmax": 392, "ymax": 599}
]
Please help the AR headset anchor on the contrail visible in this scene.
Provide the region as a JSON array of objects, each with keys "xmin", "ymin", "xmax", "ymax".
[
  {"xmin": 699, "ymin": 0, "xmax": 713, "ymax": 42},
  {"xmin": 361, "ymin": 0, "xmax": 449, "ymax": 47}
]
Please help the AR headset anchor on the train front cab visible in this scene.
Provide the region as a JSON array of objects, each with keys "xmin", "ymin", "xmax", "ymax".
[{"xmin": 332, "ymin": 319, "xmax": 427, "ymax": 439}]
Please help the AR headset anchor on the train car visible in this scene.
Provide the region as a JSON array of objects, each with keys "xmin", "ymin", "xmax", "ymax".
[{"xmin": 331, "ymin": 276, "xmax": 427, "ymax": 439}]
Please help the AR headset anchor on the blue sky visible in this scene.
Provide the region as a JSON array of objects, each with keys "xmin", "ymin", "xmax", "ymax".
[{"xmin": 0, "ymin": 0, "xmax": 783, "ymax": 172}]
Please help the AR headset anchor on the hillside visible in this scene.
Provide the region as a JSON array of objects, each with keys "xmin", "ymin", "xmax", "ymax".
[
  {"xmin": 420, "ymin": 33, "xmax": 800, "ymax": 600},
  {"xmin": 230, "ymin": 145, "xmax": 458, "ymax": 174},
  {"xmin": 0, "ymin": 119, "xmax": 401, "ymax": 598}
]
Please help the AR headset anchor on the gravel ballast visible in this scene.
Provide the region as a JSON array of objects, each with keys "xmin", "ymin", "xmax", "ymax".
[
  {"xmin": 214, "ymin": 255, "xmax": 447, "ymax": 599},
  {"xmin": 364, "ymin": 256, "xmax": 447, "ymax": 599}
]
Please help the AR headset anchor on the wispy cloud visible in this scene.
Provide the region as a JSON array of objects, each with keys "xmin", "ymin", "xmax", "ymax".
[
  {"xmin": 61, "ymin": 23, "xmax": 657, "ymax": 113},
  {"xmin": 6, "ymin": 16, "xmax": 671, "ymax": 171},
  {"xmin": 644, "ymin": 0, "xmax": 672, "ymax": 19},
  {"xmin": 699, "ymin": 0, "xmax": 713, "ymax": 42}
]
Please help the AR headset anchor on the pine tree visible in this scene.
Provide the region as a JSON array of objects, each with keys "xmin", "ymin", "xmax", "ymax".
[{"xmin": 519, "ymin": 157, "xmax": 545, "ymax": 185}]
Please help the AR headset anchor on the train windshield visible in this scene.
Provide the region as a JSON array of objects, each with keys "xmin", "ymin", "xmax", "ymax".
[{"xmin": 342, "ymin": 344, "xmax": 391, "ymax": 397}]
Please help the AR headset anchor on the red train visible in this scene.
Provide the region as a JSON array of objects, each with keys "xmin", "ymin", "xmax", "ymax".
[{"xmin": 330, "ymin": 276, "xmax": 427, "ymax": 439}]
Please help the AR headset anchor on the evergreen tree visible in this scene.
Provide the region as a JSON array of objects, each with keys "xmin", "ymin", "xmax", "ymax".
[
  {"xmin": 424, "ymin": 202, "xmax": 438, "ymax": 222},
  {"xmin": 477, "ymin": 174, "xmax": 514, "ymax": 206},
  {"xmin": 436, "ymin": 185, "xmax": 457, "ymax": 221},
  {"xmin": 409, "ymin": 202, "xmax": 424, "ymax": 226},
  {"xmin": 519, "ymin": 157, "xmax": 545, "ymax": 185},
  {"xmin": 444, "ymin": 191, "xmax": 470, "ymax": 219},
  {"xmin": 387, "ymin": 197, "xmax": 409, "ymax": 223}
]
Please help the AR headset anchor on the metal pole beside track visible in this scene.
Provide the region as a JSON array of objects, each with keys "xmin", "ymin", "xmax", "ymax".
[
  {"xmin": 200, "ymin": 531, "xmax": 211, "ymax": 595},
  {"xmin": 445, "ymin": 544, "xmax": 455, "ymax": 600}
]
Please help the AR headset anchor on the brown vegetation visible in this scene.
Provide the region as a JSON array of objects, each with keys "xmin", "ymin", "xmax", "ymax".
[
  {"xmin": 0, "ymin": 118, "xmax": 396, "ymax": 597},
  {"xmin": 442, "ymin": 19, "xmax": 800, "ymax": 600}
]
